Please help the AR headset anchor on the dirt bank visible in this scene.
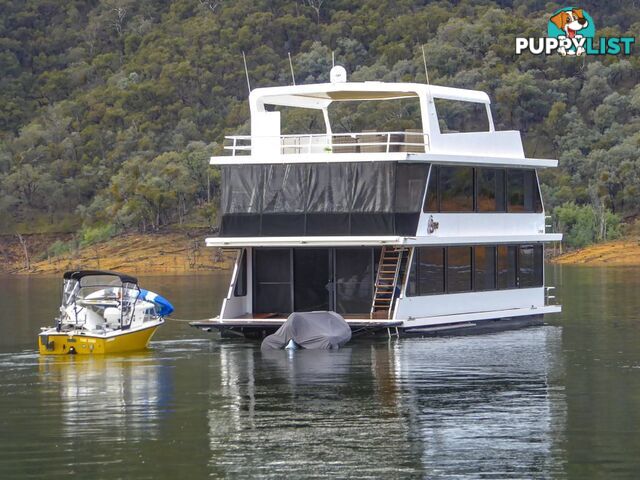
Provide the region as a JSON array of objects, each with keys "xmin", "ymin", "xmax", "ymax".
[
  {"xmin": 0, "ymin": 232, "xmax": 232, "ymax": 275},
  {"xmin": 551, "ymin": 238, "xmax": 640, "ymax": 266}
]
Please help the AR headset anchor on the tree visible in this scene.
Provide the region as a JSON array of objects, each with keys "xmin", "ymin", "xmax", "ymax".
[{"xmin": 303, "ymin": 0, "xmax": 325, "ymax": 25}]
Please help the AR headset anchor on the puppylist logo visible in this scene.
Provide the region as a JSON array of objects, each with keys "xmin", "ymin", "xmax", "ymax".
[{"xmin": 516, "ymin": 7, "xmax": 635, "ymax": 56}]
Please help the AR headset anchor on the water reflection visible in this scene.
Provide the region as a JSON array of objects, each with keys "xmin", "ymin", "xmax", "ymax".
[
  {"xmin": 208, "ymin": 327, "xmax": 565, "ymax": 478},
  {"xmin": 261, "ymin": 348, "xmax": 354, "ymax": 386},
  {"xmin": 38, "ymin": 353, "xmax": 173, "ymax": 442},
  {"xmin": 396, "ymin": 328, "xmax": 566, "ymax": 477}
]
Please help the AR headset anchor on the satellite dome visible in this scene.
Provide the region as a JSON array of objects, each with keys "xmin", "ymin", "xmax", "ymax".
[{"xmin": 330, "ymin": 65, "xmax": 347, "ymax": 83}]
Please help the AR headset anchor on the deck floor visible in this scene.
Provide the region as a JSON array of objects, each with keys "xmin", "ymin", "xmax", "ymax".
[{"xmin": 190, "ymin": 315, "xmax": 402, "ymax": 329}]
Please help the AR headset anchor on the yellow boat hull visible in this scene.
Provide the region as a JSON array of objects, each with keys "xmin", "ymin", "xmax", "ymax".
[{"xmin": 38, "ymin": 323, "xmax": 161, "ymax": 355}]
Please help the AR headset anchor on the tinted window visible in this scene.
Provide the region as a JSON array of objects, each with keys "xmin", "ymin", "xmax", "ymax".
[
  {"xmin": 408, "ymin": 247, "xmax": 444, "ymax": 295},
  {"xmin": 497, "ymin": 245, "xmax": 518, "ymax": 289},
  {"xmin": 233, "ymin": 249, "xmax": 247, "ymax": 297},
  {"xmin": 447, "ymin": 246, "xmax": 472, "ymax": 292},
  {"xmin": 508, "ymin": 169, "xmax": 542, "ymax": 213},
  {"xmin": 507, "ymin": 170, "xmax": 525, "ymax": 212},
  {"xmin": 422, "ymin": 166, "xmax": 541, "ymax": 214},
  {"xmin": 407, "ymin": 256, "xmax": 417, "ymax": 297},
  {"xmin": 477, "ymin": 168, "xmax": 505, "ymax": 212},
  {"xmin": 408, "ymin": 244, "xmax": 542, "ymax": 296},
  {"xmin": 439, "ymin": 166, "xmax": 473, "ymax": 212},
  {"xmin": 424, "ymin": 166, "xmax": 438, "ymax": 212},
  {"xmin": 524, "ymin": 170, "xmax": 543, "ymax": 213},
  {"xmin": 474, "ymin": 246, "xmax": 496, "ymax": 291},
  {"xmin": 434, "ymin": 99, "xmax": 490, "ymax": 133},
  {"xmin": 519, "ymin": 244, "xmax": 543, "ymax": 287},
  {"xmin": 395, "ymin": 164, "xmax": 429, "ymax": 213}
]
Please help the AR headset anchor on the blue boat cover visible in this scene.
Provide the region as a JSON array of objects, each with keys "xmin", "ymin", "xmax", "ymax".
[{"xmin": 138, "ymin": 289, "xmax": 174, "ymax": 316}]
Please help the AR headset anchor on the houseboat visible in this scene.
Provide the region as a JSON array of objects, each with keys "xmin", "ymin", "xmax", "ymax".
[{"xmin": 192, "ymin": 67, "xmax": 562, "ymax": 337}]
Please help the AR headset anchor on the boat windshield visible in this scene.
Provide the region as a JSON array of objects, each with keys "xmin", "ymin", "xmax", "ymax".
[
  {"xmin": 61, "ymin": 274, "xmax": 141, "ymax": 328},
  {"xmin": 62, "ymin": 279, "xmax": 79, "ymax": 307}
]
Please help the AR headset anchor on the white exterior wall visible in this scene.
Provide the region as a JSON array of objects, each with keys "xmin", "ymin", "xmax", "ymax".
[
  {"xmin": 395, "ymin": 288, "xmax": 544, "ymax": 321},
  {"xmin": 250, "ymin": 111, "xmax": 281, "ymax": 156},
  {"xmin": 428, "ymin": 131, "xmax": 525, "ymax": 158},
  {"xmin": 220, "ymin": 248, "xmax": 253, "ymax": 319},
  {"xmin": 416, "ymin": 213, "xmax": 547, "ymax": 239}
]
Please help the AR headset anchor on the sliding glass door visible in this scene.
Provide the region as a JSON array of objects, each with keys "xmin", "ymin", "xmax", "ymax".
[
  {"xmin": 253, "ymin": 247, "xmax": 378, "ymax": 316},
  {"xmin": 253, "ymin": 249, "xmax": 293, "ymax": 314},
  {"xmin": 294, "ymin": 249, "xmax": 331, "ymax": 312},
  {"xmin": 334, "ymin": 248, "xmax": 375, "ymax": 315}
]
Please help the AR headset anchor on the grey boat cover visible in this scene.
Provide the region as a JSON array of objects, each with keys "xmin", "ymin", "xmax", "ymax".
[{"xmin": 261, "ymin": 311, "xmax": 352, "ymax": 350}]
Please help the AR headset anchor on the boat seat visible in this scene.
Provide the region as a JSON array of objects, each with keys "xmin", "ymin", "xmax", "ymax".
[
  {"xmin": 79, "ymin": 308, "xmax": 107, "ymax": 331},
  {"xmin": 103, "ymin": 307, "xmax": 122, "ymax": 329},
  {"xmin": 401, "ymin": 129, "xmax": 425, "ymax": 153},
  {"xmin": 332, "ymin": 134, "xmax": 359, "ymax": 153},
  {"xmin": 359, "ymin": 131, "xmax": 386, "ymax": 153}
]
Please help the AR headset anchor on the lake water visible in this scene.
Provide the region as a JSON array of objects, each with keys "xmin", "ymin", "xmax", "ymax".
[{"xmin": 1, "ymin": 266, "xmax": 639, "ymax": 478}]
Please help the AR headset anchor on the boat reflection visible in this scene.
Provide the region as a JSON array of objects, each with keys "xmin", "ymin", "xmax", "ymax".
[
  {"xmin": 392, "ymin": 327, "xmax": 566, "ymax": 477},
  {"xmin": 260, "ymin": 348, "xmax": 354, "ymax": 386},
  {"xmin": 208, "ymin": 327, "xmax": 565, "ymax": 477},
  {"xmin": 38, "ymin": 353, "xmax": 172, "ymax": 442}
]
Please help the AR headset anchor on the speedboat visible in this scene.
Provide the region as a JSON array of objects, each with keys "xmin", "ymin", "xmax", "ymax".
[{"xmin": 38, "ymin": 270, "xmax": 173, "ymax": 355}]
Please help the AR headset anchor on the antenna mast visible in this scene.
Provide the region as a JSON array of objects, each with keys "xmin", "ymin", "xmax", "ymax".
[
  {"xmin": 242, "ymin": 51, "xmax": 251, "ymax": 92},
  {"xmin": 332, "ymin": 51, "xmax": 335, "ymax": 67},
  {"xmin": 421, "ymin": 44, "xmax": 434, "ymax": 106},
  {"xmin": 288, "ymin": 52, "xmax": 296, "ymax": 86},
  {"xmin": 421, "ymin": 44, "xmax": 430, "ymax": 86}
]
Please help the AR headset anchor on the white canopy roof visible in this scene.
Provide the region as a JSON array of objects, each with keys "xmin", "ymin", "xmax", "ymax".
[{"xmin": 249, "ymin": 82, "xmax": 491, "ymax": 110}]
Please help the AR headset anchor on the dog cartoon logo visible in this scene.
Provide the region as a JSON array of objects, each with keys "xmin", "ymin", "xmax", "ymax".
[
  {"xmin": 516, "ymin": 7, "xmax": 633, "ymax": 56},
  {"xmin": 547, "ymin": 7, "xmax": 595, "ymax": 56}
]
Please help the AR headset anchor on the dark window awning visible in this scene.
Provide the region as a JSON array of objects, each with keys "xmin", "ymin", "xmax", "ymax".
[{"xmin": 219, "ymin": 162, "xmax": 429, "ymax": 237}]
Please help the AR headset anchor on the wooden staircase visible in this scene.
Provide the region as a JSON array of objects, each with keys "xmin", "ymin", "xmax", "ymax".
[{"xmin": 370, "ymin": 246, "xmax": 411, "ymax": 319}]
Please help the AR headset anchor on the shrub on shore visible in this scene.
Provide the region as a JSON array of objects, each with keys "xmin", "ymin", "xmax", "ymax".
[{"xmin": 553, "ymin": 202, "xmax": 621, "ymax": 249}]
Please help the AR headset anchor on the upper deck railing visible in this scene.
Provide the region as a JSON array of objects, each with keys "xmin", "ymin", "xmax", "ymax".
[{"xmin": 224, "ymin": 131, "xmax": 430, "ymax": 156}]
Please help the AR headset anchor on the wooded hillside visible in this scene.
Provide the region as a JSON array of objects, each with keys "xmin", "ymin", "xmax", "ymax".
[{"xmin": 1, "ymin": 1, "xmax": 638, "ymax": 249}]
